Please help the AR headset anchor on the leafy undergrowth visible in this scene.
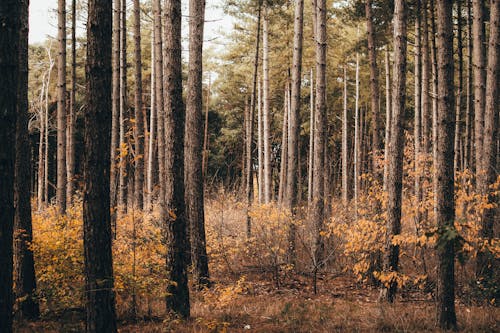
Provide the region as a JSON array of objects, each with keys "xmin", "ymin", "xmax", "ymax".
[{"xmin": 15, "ymin": 273, "xmax": 499, "ymax": 332}]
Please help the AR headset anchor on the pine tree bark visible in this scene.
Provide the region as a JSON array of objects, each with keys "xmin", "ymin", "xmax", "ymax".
[
  {"xmin": 285, "ymin": 0, "xmax": 303, "ymax": 262},
  {"xmin": 163, "ymin": 0, "xmax": 190, "ymax": 317},
  {"xmin": 66, "ymin": 0, "xmax": 77, "ymax": 205},
  {"xmin": 14, "ymin": 0, "xmax": 40, "ymax": 320},
  {"xmin": 473, "ymin": 0, "xmax": 486, "ymax": 174},
  {"xmin": 435, "ymin": 0, "xmax": 457, "ymax": 329},
  {"xmin": 454, "ymin": 0, "xmax": 464, "ymax": 173},
  {"xmin": 258, "ymin": 76, "xmax": 264, "ymax": 204},
  {"xmin": 414, "ymin": 0, "xmax": 422, "ymax": 232},
  {"xmin": 246, "ymin": 0, "xmax": 263, "ymax": 236},
  {"xmin": 312, "ymin": 0, "xmax": 326, "ymax": 261},
  {"xmin": 308, "ymin": 68, "xmax": 314, "ymax": 205},
  {"xmin": 342, "ymin": 66, "xmax": 349, "ymax": 203},
  {"xmin": 118, "ymin": 0, "xmax": 128, "ymax": 210},
  {"xmin": 133, "ymin": 0, "xmax": 144, "ymax": 210},
  {"xmin": 465, "ymin": 0, "xmax": 473, "ymax": 170},
  {"xmin": 0, "ymin": 2, "xmax": 20, "ymax": 331},
  {"xmin": 383, "ymin": 46, "xmax": 391, "ymax": 192},
  {"xmin": 262, "ymin": 2, "xmax": 272, "ymax": 203},
  {"xmin": 186, "ymin": 0, "xmax": 210, "ymax": 288},
  {"xmin": 84, "ymin": 0, "xmax": 117, "ymax": 330},
  {"xmin": 146, "ymin": 30, "xmax": 155, "ymax": 211},
  {"xmin": 381, "ymin": 0, "xmax": 407, "ymax": 303},
  {"xmin": 278, "ymin": 88, "xmax": 288, "ymax": 205},
  {"xmin": 57, "ymin": 0, "xmax": 67, "ymax": 214},
  {"xmin": 354, "ymin": 31, "xmax": 360, "ymax": 213},
  {"xmin": 421, "ymin": 0, "xmax": 431, "ymax": 155},
  {"xmin": 476, "ymin": 0, "xmax": 499, "ymax": 281},
  {"xmin": 110, "ymin": 0, "xmax": 121, "ymax": 225},
  {"xmin": 365, "ymin": 0, "xmax": 381, "ymax": 157}
]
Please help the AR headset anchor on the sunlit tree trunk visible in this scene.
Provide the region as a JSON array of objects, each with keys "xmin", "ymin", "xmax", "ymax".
[
  {"xmin": 435, "ymin": 0, "xmax": 457, "ymax": 329},
  {"xmin": 258, "ymin": 76, "xmax": 263, "ymax": 204},
  {"xmin": 414, "ymin": 0, "xmax": 422, "ymax": 233},
  {"xmin": 262, "ymin": 1, "xmax": 271, "ymax": 203},
  {"xmin": 465, "ymin": 0, "xmax": 473, "ymax": 170},
  {"xmin": 381, "ymin": 0, "xmax": 407, "ymax": 303},
  {"xmin": 278, "ymin": 86, "xmax": 288, "ymax": 205},
  {"xmin": 354, "ymin": 28, "xmax": 360, "ymax": 214},
  {"xmin": 308, "ymin": 68, "xmax": 314, "ymax": 205},
  {"xmin": 57, "ymin": 0, "xmax": 67, "ymax": 214},
  {"xmin": 111, "ymin": 0, "xmax": 121, "ymax": 227},
  {"xmin": 146, "ymin": 30, "xmax": 155, "ymax": 211},
  {"xmin": 118, "ymin": 0, "xmax": 128, "ymax": 210},
  {"xmin": 383, "ymin": 46, "xmax": 391, "ymax": 192},
  {"xmin": 84, "ymin": 0, "xmax": 117, "ymax": 330},
  {"xmin": 342, "ymin": 66, "xmax": 348, "ymax": 204},
  {"xmin": 421, "ymin": 0, "xmax": 431, "ymax": 155},
  {"xmin": 66, "ymin": 0, "xmax": 77, "ymax": 205},
  {"xmin": 14, "ymin": 0, "xmax": 40, "ymax": 320}
]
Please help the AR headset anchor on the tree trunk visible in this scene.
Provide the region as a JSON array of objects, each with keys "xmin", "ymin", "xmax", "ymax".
[
  {"xmin": 383, "ymin": 46, "xmax": 392, "ymax": 192},
  {"xmin": 263, "ymin": 2, "xmax": 272, "ymax": 203},
  {"xmin": 118, "ymin": 0, "xmax": 128, "ymax": 210},
  {"xmin": 246, "ymin": 0, "xmax": 262, "ymax": 236},
  {"xmin": 37, "ymin": 78, "xmax": 46, "ymax": 209},
  {"xmin": 308, "ymin": 68, "xmax": 314, "ymax": 205},
  {"xmin": 278, "ymin": 86, "xmax": 288, "ymax": 205},
  {"xmin": 202, "ymin": 74, "xmax": 210, "ymax": 179},
  {"xmin": 67, "ymin": 0, "xmax": 77, "ymax": 206},
  {"xmin": 312, "ymin": 0, "xmax": 326, "ymax": 262},
  {"xmin": 465, "ymin": 0, "xmax": 473, "ymax": 170},
  {"xmin": 414, "ymin": 0, "xmax": 422, "ymax": 234},
  {"xmin": 111, "ymin": 0, "xmax": 120, "ymax": 225},
  {"xmin": 342, "ymin": 66, "xmax": 348, "ymax": 203},
  {"xmin": 133, "ymin": 0, "xmax": 144, "ymax": 210},
  {"xmin": 473, "ymin": 0, "xmax": 486, "ymax": 174},
  {"xmin": 0, "ymin": 1, "xmax": 20, "ymax": 330},
  {"xmin": 14, "ymin": 0, "xmax": 40, "ymax": 320},
  {"xmin": 454, "ymin": 0, "xmax": 464, "ymax": 173},
  {"xmin": 57, "ymin": 0, "xmax": 67, "ymax": 214},
  {"xmin": 381, "ymin": 0, "xmax": 407, "ymax": 303},
  {"xmin": 258, "ymin": 76, "xmax": 263, "ymax": 204},
  {"xmin": 163, "ymin": 0, "xmax": 190, "ymax": 317},
  {"xmin": 354, "ymin": 30, "xmax": 360, "ymax": 215},
  {"xmin": 285, "ymin": 0, "xmax": 303, "ymax": 265},
  {"xmin": 476, "ymin": 0, "xmax": 499, "ymax": 282},
  {"xmin": 146, "ymin": 23, "xmax": 155, "ymax": 211},
  {"xmin": 84, "ymin": 0, "xmax": 117, "ymax": 330},
  {"xmin": 186, "ymin": 0, "xmax": 210, "ymax": 288},
  {"xmin": 365, "ymin": 0, "xmax": 381, "ymax": 159},
  {"xmin": 435, "ymin": 0, "xmax": 457, "ymax": 329},
  {"xmin": 421, "ymin": 0, "xmax": 431, "ymax": 155}
]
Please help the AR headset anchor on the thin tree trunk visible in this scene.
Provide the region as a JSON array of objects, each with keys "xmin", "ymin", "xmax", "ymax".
[
  {"xmin": 67, "ymin": 0, "xmax": 77, "ymax": 206},
  {"xmin": 312, "ymin": 0, "xmax": 326, "ymax": 262},
  {"xmin": 263, "ymin": 2, "xmax": 271, "ymax": 203},
  {"xmin": 186, "ymin": 0, "xmax": 210, "ymax": 288},
  {"xmin": 118, "ymin": 0, "xmax": 128, "ymax": 210},
  {"xmin": 308, "ymin": 68, "xmax": 314, "ymax": 205},
  {"xmin": 57, "ymin": 0, "xmax": 67, "ymax": 214},
  {"xmin": 354, "ymin": 28, "xmax": 360, "ymax": 214},
  {"xmin": 285, "ymin": 0, "xmax": 303, "ymax": 263},
  {"xmin": 246, "ymin": 0, "xmax": 262, "ymax": 237},
  {"xmin": 202, "ymin": 74, "xmax": 210, "ymax": 179},
  {"xmin": 381, "ymin": 0, "xmax": 407, "ymax": 303},
  {"xmin": 146, "ymin": 31, "xmax": 155, "ymax": 211},
  {"xmin": 383, "ymin": 46, "xmax": 392, "ymax": 192},
  {"xmin": 278, "ymin": 86, "xmax": 288, "ymax": 205},
  {"xmin": 37, "ymin": 77, "xmax": 46, "ymax": 209},
  {"xmin": 414, "ymin": 0, "xmax": 422, "ymax": 235},
  {"xmin": 465, "ymin": 0, "xmax": 473, "ymax": 170},
  {"xmin": 473, "ymin": 0, "xmax": 486, "ymax": 174},
  {"xmin": 84, "ymin": 0, "xmax": 117, "ymax": 330},
  {"xmin": 133, "ymin": 0, "xmax": 144, "ymax": 210},
  {"xmin": 421, "ymin": 0, "xmax": 431, "ymax": 155},
  {"xmin": 454, "ymin": 0, "xmax": 464, "ymax": 173},
  {"xmin": 365, "ymin": 0, "xmax": 381, "ymax": 159},
  {"xmin": 14, "ymin": 0, "xmax": 40, "ymax": 320},
  {"xmin": 476, "ymin": 0, "xmax": 499, "ymax": 282},
  {"xmin": 111, "ymin": 0, "xmax": 120, "ymax": 225},
  {"xmin": 258, "ymin": 76, "xmax": 263, "ymax": 204},
  {"xmin": 342, "ymin": 66, "xmax": 348, "ymax": 204},
  {"xmin": 435, "ymin": 0, "xmax": 457, "ymax": 328}
]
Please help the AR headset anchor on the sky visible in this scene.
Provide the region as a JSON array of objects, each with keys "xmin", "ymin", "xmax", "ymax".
[{"xmin": 29, "ymin": 0, "xmax": 233, "ymax": 49}]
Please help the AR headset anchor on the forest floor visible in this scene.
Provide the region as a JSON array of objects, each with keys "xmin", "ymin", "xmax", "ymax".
[{"xmin": 15, "ymin": 272, "xmax": 499, "ymax": 333}]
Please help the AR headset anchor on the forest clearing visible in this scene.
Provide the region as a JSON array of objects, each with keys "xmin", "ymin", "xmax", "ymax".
[{"xmin": 0, "ymin": 0, "xmax": 499, "ymax": 332}]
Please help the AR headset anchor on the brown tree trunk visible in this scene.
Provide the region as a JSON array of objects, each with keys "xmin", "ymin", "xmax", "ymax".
[
  {"xmin": 342, "ymin": 66, "xmax": 349, "ymax": 203},
  {"xmin": 278, "ymin": 87, "xmax": 288, "ymax": 205},
  {"xmin": 285, "ymin": 0, "xmax": 303, "ymax": 265},
  {"xmin": 421, "ymin": 0, "xmax": 431, "ymax": 155},
  {"xmin": 414, "ymin": 0, "xmax": 422, "ymax": 236},
  {"xmin": 0, "ymin": 2, "xmax": 20, "ymax": 331},
  {"xmin": 118, "ymin": 0, "xmax": 128, "ymax": 210},
  {"xmin": 365, "ymin": 0, "xmax": 381, "ymax": 159},
  {"xmin": 473, "ymin": 0, "xmax": 486, "ymax": 174},
  {"xmin": 246, "ymin": 0, "xmax": 263, "ymax": 237},
  {"xmin": 312, "ymin": 0, "xmax": 326, "ymax": 262},
  {"xmin": 383, "ymin": 46, "xmax": 392, "ymax": 192},
  {"xmin": 84, "ymin": 0, "xmax": 117, "ymax": 330},
  {"xmin": 110, "ymin": 0, "xmax": 121, "ymax": 228},
  {"xmin": 308, "ymin": 68, "xmax": 314, "ymax": 205},
  {"xmin": 66, "ymin": 0, "xmax": 77, "ymax": 205},
  {"xmin": 262, "ymin": 2, "xmax": 271, "ymax": 203},
  {"xmin": 14, "ymin": 0, "xmax": 40, "ymax": 320},
  {"xmin": 163, "ymin": 0, "xmax": 190, "ymax": 317},
  {"xmin": 476, "ymin": 0, "xmax": 499, "ymax": 281},
  {"xmin": 454, "ymin": 0, "xmax": 464, "ymax": 173},
  {"xmin": 57, "ymin": 0, "xmax": 67, "ymax": 214},
  {"xmin": 186, "ymin": 0, "xmax": 210, "ymax": 288},
  {"xmin": 435, "ymin": 0, "xmax": 457, "ymax": 329},
  {"xmin": 465, "ymin": 0, "xmax": 473, "ymax": 170},
  {"xmin": 381, "ymin": 0, "xmax": 407, "ymax": 303},
  {"xmin": 133, "ymin": 0, "xmax": 144, "ymax": 210}
]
